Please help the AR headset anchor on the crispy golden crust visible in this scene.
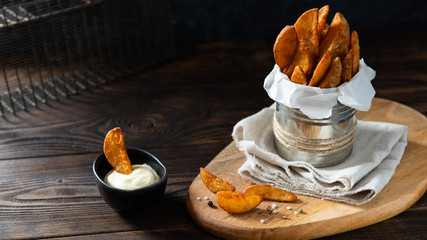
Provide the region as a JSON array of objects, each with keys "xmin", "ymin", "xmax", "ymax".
[
  {"xmin": 291, "ymin": 65, "xmax": 308, "ymax": 85},
  {"xmin": 200, "ymin": 168, "xmax": 236, "ymax": 193},
  {"xmin": 273, "ymin": 25, "xmax": 298, "ymax": 71},
  {"xmin": 294, "ymin": 8, "xmax": 319, "ymax": 55},
  {"xmin": 309, "ymin": 51, "xmax": 332, "ymax": 86},
  {"xmin": 351, "ymin": 30, "xmax": 360, "ymax": 76},
  {"xmin": 317, "ymin": 5, "xmax": 330, "ymax": 40},
  {"xmin": 243, "ymin": 184, "xmax": 297, "ymax": 202},
  {"xmin": 341, "ymin": 49, "xmax": 353, "ymax": 82},
  {"xmin": 318, "ymin": 12, "xmax": 350, "ymax": 62},
  {"xmin": 319, "ymin": 57, "xmax": 342, "ymax": 88},
  {"xmin": 217, "ymin": 191, "xmax": 264, "ymax": 214},
  {"xmin": 103, "ymin": 127, "xmax": 133, "ymax": 175},
  {"xmin": 284, "ymin": 37, "xmax": 317, "ymax": 78}
]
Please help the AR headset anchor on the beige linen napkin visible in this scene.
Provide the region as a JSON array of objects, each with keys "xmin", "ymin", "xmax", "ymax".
[{"xmin": 233, "ymin": 105, "xmax": 408, "ymax": 205}]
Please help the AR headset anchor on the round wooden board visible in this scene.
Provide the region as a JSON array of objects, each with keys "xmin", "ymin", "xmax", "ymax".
[{"xmin": 186, "ymin": 98, "xmax": 427, "ymax": 240}]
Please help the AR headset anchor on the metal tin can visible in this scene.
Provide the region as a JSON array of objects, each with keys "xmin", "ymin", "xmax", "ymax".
[{"xmin": 273, "ymin": 102, "xmax": 357, "ymax": 167}]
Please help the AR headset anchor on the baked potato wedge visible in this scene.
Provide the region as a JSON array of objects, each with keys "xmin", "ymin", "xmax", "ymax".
[
  {"xmin": 273, "ymin": 25, "xmax": 298, "ymax": 71},
  {"xmin": 294, "ymin": 8, "xmax": 319, "ymax": 55},
  {"xmin": 350, "ymin": 30, "xmax": 360, "ymax": 76},
  {"xmin": 317, "ymin": 5, "xmax": 330, "ymax": 40},
  {"xmin": 103, "ymin": 127, "xmax": 133, "ymax": 175},
  {"xmin": 319, "ymin": 57, "xmax": 342, "ymax": 88},
  {"xmin": 217, "ymin": 191, "xmax": 264, "ymax": 214},
  {"xmin": 284, "ymin": 37, "xmax": 317, "ymax": 78},
  {"xmin": 341, "ymin": 49, "xmax": 353, "ymax": 82},
  {"xmin": 291, "ymin": 65, "xmax": 308, "ymax": 85},
  {"xmin": 200, "ymin": 168, "xmax": 236, "ymax": 193},
  {"xmin": 319, "ymin": 12, "xmax": 350, "ymax": 62},
  {"xmin": 244, "ymin": 184, "xmax": 297, "ymax": 202},
  {"xmin": 309, "ymin": 51, "xmax": 332, "ymax": 86}
]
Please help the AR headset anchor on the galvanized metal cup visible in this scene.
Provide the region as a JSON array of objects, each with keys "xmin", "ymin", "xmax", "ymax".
[{"xmin": 273, "ymin": 102, "xmax": 357, "ymax": 167}]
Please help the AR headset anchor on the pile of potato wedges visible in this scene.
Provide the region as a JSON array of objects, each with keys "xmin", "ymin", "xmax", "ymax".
[{"xmin": 273, "ymin": 5, "xmax": 360, "ymax": 88}]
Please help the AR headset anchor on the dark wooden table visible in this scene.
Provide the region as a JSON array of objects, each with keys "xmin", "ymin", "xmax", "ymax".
[{"xmin": 0, "ymin": 28, "xmax": 425, "ymax": 239}]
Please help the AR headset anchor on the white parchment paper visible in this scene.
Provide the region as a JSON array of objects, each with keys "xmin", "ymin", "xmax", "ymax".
[{"xmin": 263, "ymin": 59, "xmax": 376, "ymax": 119}]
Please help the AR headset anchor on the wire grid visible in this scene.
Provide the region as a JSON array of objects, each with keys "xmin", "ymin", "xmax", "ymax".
[{"xmin": 0, "ymin": 0, "xmax": 174, "ymax": 116}]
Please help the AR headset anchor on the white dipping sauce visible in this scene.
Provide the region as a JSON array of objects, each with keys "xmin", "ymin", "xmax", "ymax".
[{"xmin": 104, "ymin": 164, "xmax": 160, "ymax": 190}]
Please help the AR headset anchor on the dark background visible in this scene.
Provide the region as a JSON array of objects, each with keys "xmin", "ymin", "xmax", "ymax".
[{"xmin": 169, "ymin": 0, "xmax": 427, "ymax": 44}]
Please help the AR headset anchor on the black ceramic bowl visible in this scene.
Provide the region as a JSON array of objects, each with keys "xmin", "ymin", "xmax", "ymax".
[{"xmin": 93, "ymin": 147, "xmax": 167, "ymax": 212}]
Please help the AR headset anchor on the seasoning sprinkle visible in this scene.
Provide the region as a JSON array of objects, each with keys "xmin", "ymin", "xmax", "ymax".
[
  {"xmin": 196, "ymin": 197, "xmax": 201, "ymax": 201},
  {"xmin": 260, "ymin": 219, "xmax": 265, "ymax": 223},
  {"xmin": 299, "ymin": 209, "xmax": 304, "ymax": 214},
  {"xmin": 207, "ymin": 201, "xmax": 214, "ymax": 208},
  {"xmin": 271, "ymin": 203, "xmax": 277, "ymax": 209},
  {"xmin": 266, "ymin": 206, "xmax": 273, "ymax": 214},
  {"xmin": 287, "ymin": 206, "xmax": 292, "ymax": 210}
]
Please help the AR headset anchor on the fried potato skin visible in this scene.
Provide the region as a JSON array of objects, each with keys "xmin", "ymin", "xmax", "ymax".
[
  {"xmin": 291, "ymin": 65, "xmax": 308, "ymax": 85},
  {"xmin": 103, "ymin": 127, "xmax": 133, "ymax": 175},
  {"xmin": 341, "ymin": 49, "xmax": 353, "ymax": 82},
  {"xmin": 318, "ymin": 12, "xmax": 350, "ymax": 62},
  {"xmin": 294, "ymin": 8, "xmax": 319, "ymax": 55},
  {"xmin": 200, "ymin": 168, "xmax": 236, "ymax": 193},
  {"xmin": 217, "ymin": 191, "xmax": 264, "ymax": 214},
  {"xmin": 244, "ymin": 184, "xmax": 297, "ymax": 202},
  {"xmin": 284, "ymin": 37, "xmax": 317, "ymax": 78},
  {"xmin": 317, "ymin": 5, "xmax": 329, "ymax": 40},
  {"xmin": 309, "ymin": 51, "xmax": 332, "ymax": 86},
  {"xmin": 319, "ymin": 57, "xmax": 342, "ymax": 88},
  {"xmin": 273, "ymin": 25, "xmax": 298, "ymax": 71},
  {"xmin": 350, "ymin": 30, "xmax": 360, "ymax": 76}
]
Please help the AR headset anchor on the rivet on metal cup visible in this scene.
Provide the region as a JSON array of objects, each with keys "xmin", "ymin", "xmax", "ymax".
[{"xmin": 273, "ymin": 102, "xmax": 357, "ymax": 167}]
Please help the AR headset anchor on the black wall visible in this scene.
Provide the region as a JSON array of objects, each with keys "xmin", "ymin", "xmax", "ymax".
[{"xmin": 169, "ymin": 0, "xmax": 427, "ymax": 44}]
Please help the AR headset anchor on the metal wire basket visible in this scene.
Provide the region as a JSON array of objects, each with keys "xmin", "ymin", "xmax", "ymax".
[{"xmin": 0, "ymin": 0, "xmax": 174, "ymax": 116}]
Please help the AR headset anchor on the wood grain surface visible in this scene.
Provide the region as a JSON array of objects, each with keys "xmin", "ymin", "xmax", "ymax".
[
  {"xmin": 186, "ymin": 98, "xmax": 427, "ymax": 240},
  {"xmin": 0, "ymin": 28, "xmax": 425, "ymax": 239}
]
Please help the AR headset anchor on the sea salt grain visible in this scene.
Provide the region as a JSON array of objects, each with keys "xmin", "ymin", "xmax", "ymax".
[
  {"xmin": 272, "ymin": 203, "xmax": 277, "ymax": 209},
  {"xmin": 204, "ymin": 196, "xmax": 209, "ymax": 200},
  {"xmin": 196, "ymin": 197, "xmax": 201, "ymax": 201},
  {"xmin": 260, "ymin": 219, "xmax": 265, "ymax": 223},
  {"xmin": 287, "ymin": 206, "xmax": 292, "ymax": 210}
]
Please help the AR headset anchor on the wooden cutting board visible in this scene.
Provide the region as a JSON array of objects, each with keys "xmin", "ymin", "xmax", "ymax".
[{"xmin": 186, "ymin": 98, "xmax": 427, "ymax": 240}]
